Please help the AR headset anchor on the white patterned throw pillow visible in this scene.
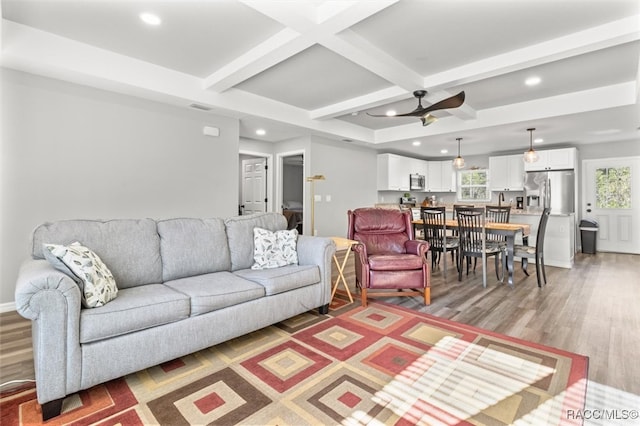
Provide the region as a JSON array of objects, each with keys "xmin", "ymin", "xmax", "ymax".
[
  {"xmin": 44, "ymin": 242, "xmax": 118, "ymax": 308},
  {"xmin": 252, "ymin": 227, "xmax": 298, "ymax": 269}
]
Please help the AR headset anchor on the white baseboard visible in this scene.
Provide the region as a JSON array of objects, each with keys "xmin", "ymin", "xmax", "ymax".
[{"xmin": 0, "ymin": 301, "xmax": 17, "ymax": 313}]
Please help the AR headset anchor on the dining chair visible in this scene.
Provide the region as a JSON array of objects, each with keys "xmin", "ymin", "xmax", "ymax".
[
  {"xmin": 421, "ymin": 206, "xmax": 459, "ymax": 280},
  {"xmin": 514, "ymin": 207, "xmax": 551, "ymax": 287},
  {"xmin": 456, "ymin": 207, "xmax": 505, "ymax": 288}
]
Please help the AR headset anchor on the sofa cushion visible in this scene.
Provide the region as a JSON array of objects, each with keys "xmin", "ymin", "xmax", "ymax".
[
  {"xmin": 79, "ymin": 284, "xmax": 189, "ymax": 343},
  {"xmin": 157, "ymin": 218, "xmax": 231, "ymax": 281},
  {"xmin": 224, "ymin": 213, "xmax": 288, "ymax": 271},
  {"xmin": 234, "ymin": 265, "xmax": 320, "ymax": 296},
  {"xmin": 252, "ymin": 227, "xmax": 298, "ymax": 269},
  {"xmin": 44, "ymin": 242, "xmax": 118, "ymax": 308},
  {"xmin": 32, "ymin": 219, "xmax": 162, "ymax": 288},
  {"xmin": 164, "ymin": 272, "xmax": 265, "ymax": 316}
]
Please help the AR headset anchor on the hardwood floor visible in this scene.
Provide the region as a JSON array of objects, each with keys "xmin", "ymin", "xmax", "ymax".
[{"xmin": 2, "ymin": 252, "xmax": 639, "ymax": 402}]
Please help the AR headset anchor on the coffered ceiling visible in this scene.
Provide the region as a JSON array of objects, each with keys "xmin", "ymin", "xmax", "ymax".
[{"xmin": 2, "ymin": 0, "xmax": 639, "ymax": 158}]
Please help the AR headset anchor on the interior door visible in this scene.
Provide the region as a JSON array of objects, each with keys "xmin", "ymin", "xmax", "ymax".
[
  {"xmin": 582, "ymin": 157, "xmax": 640, "ymax": 253},
  {"xmin": 241, "ymin": 157, "xmax": 267, "ymax": 215}
]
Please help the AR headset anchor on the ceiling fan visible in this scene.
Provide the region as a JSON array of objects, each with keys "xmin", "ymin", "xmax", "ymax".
[{"xmin": 367, "ymin": 90, "xmax": 465, "ymax": 126}]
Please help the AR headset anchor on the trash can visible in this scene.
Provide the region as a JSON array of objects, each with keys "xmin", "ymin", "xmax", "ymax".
[{"xmin": 579, "ymin": 219, "xmax": 598, "ymax": 254}]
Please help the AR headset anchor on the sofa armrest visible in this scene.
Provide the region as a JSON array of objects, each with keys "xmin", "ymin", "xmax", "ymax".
[
  {"xmin": 405, "ymin": 239, "xmax": 429, "ymax": 258},
  {"xmin": 14, "ymin": 259, "xmax": 83, "ymax": 405},
  {"xmin": 296, "ymin": 236, "xmax": 336, "ymax": 304}
]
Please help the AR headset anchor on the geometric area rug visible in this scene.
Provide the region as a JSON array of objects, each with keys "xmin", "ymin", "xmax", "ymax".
[{"xmin": 0, "ymin": 300, "xmax": 588, "ymax": 426}]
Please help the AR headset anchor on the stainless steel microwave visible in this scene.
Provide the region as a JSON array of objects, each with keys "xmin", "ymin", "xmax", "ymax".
[{"xmin": 410, "ymin": 173, "xmax": 425, "ymax": 190}]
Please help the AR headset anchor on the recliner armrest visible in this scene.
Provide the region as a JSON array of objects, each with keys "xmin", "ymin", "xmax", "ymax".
[{"xmin": 405, "ymin": 239, "xmax": 429, "ymax": 258}]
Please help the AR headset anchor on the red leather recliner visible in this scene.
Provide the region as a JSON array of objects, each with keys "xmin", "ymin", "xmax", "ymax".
[{"xmin": 347, "ymin": 208, "xmax": 431, "ymax": 306}]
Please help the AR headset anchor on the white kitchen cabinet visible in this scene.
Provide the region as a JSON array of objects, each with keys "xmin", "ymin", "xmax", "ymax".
[
  {"xmin": 426, "ymin": 161, "xmax": 442, "ymax": 192},
  {"xmin": 377, "ymin": 153, "xmax": 410, "ymax": 191},
  {"xmin": 489, "ymin": 154, "xmax": 524, "ymax": 191},
  {"xmin": 524, "ymin": 148, "xmax": 576, "ymax": 171},
  {"xmin": 378, "ymin": 154, "xmax": 429, "ymax": 191},
  {"xmin": 513, "ymin": 213, "xmax": 575, "ymax": 268},
  {"xmin": 408, "ymin": 157, "xmax": 429, "ymax": 177}
]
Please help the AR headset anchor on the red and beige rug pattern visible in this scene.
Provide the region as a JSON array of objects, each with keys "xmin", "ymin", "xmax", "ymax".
[{"xmin": 1, "ymin": 300, "xmax": 588, "ymax": 425}]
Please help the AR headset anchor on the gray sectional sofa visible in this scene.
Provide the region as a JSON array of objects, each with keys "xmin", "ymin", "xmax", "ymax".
[{"xmin": 14, "ymin": 212, "xmax": 335, "ymax": 420}]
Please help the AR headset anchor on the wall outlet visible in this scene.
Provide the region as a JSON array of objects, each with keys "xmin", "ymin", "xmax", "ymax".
[
  {"xmin": 314, "ymin": 194, "xmax": 321, "ymax": 202},
  {"xmin": 326, "ymin": 195, "xmax": 331, "ymax": 202}
]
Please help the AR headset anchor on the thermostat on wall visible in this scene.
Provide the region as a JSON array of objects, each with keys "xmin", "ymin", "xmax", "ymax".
[{"xmin": 203, "ymin": 126, "xmax": 220, "ymax": 137}]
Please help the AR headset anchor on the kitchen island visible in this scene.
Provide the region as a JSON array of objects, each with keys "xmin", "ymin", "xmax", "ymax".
[{"xmin": 511, "ymin": 211, "xmax": 576, "ymax": 269}]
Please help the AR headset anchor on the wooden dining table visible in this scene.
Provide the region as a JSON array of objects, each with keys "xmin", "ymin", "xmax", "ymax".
[{"xmin": 412, "ymin": 219, "xmax": 531, "ymax": 286}]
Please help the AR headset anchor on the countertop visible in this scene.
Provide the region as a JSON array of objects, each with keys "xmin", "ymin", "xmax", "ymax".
[{"xmin": 375, "ymin": 203, "xmax": 575, "ymax": 217}]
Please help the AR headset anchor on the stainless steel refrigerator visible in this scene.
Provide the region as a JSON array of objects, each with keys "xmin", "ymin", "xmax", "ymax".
[{"xmin": 524, "ymin": 170, "xmax": 575, "ymax": 214}]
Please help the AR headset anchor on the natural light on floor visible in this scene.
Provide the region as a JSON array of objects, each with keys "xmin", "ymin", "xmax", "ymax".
[{"xmin": 340, "ymin": 335, "xmax": 640, "ymax": 425}]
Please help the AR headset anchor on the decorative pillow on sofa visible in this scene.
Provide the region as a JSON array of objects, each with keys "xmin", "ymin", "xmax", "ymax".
[
  {"xmin": 252, "ymin": 227, "xmax": 298, "ymax": 270},
  {"xmin": 43, "ymin": 242, "xmax": 118, "ymax": 308}
]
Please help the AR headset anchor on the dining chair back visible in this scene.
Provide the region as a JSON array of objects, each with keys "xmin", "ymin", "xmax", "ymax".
[
  {"xmin": 421, "ymin": 206, "xmax": 459, "ymax": 279},
  {"xmin": 485, "ymin": 205, "xmax": 511, "ymax": 223},
  {"xmin": 456, "ymin": 207, "xmax": 505, "ymax": 287},
  {"xmin": 514, "ymin": 207, "xmax": 551, "ymax": 287},
  {"xmin": 485, "ymin": 205, "xmax": 511, "ymax": 245}
]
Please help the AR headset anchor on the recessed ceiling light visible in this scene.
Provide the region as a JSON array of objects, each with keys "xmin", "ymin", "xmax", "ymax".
[
  {"xmin": 534, "ymin": 138, "xmax": 544, "ymax": 143},
  {"xmin": 140, "ymin": 12, "xmax": 161, "ymax": 26},
  {"xmin": 386, "ymin": 110, "xmax": 396, "ymax": 117},
  {"xmin": 590, "ymin": 129, "xmax": 622, "ymax": 135},
  {"xmin": 525, "ymin": 76, "xmax": 541, "ymax": 86},
  {"xmin": 412, "ymin": 141, "xmax": 421, "ymax": 146},
  {"xmin": 255, "ymin": 129, "xmax": 266, "ymax": 136},
  {"xmin": 440, "ymin": 149, "xmax": 448, "ymax": 154}
]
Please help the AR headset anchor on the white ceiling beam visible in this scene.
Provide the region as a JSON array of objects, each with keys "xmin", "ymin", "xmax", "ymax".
[
  {"xmin": 322, "ymin": 29, "xmax": 424, "ymax": 90},
  {"xmin": 316, "ymin": 15, "xmax": 635, "ymax": 123},
  {"xmin": 1, "ymin": 19, "xmax": 376, "ymax": 144},
  {"xmin": 373, "ymin": 82, "xmax": 636, "ymax": 144},
  {"xmin": 423, "ymin": 15, "xmax": 640, "ymax": 91},
  {"xmin": 204, "ymin": 0, "xmax": 398, "ymax": 93},
  {"xmin": 202, "ymin": 28, "xmax": 311, "ymax": 93},
  {"xmin": 310, "ymin": 86, "xmax": 408, "ymax": 120}
]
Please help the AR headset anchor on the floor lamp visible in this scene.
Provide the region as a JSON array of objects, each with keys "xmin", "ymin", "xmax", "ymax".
[{"xmin": 306, "ymin": 174, "xmax": 325, "ymax": 236}]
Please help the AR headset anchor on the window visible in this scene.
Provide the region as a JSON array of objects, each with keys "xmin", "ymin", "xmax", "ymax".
[
  {"xmin": 596, "ymin": 166, "xmax": 631, "ymax": 209},
  {"xmin": 458, "ymin": 169, "xmax": 490, "ymax": 202}
]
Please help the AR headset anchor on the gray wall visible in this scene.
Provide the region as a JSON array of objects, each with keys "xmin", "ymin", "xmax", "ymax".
[
  {"xmin": 310, "ymin": 137, "xmax": 378, "ymax": 238},
  {"xmin": 1, "ymin": 70, "xmax": 239, "ymax": 305}
]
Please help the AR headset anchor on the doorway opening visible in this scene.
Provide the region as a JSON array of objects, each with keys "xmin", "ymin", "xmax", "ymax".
[{"xmin": 279, "ymin": 153, "xmax": 304, "ymax": 234}]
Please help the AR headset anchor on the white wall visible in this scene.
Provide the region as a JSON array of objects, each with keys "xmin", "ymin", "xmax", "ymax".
[{"xmin": 1, "ymin": 70, "xmax": 239, "ymax": 305}]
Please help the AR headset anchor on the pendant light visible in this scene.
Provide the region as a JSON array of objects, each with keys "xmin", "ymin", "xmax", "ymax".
[
  {"xmin": 453, "ymin": 137, "xmax": 465, "ymax": 169},
  {"xmin": 523, "ymin": 128, "xmax": 539, "ymax": 163}
]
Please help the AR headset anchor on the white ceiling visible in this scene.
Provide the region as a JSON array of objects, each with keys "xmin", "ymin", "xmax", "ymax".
[{"xmin": 2, "ymin": 0, "xmax": 639, "ymax": 158}]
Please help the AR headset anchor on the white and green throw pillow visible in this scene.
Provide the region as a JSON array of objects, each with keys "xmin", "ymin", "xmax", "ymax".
[
  {"xmin": 252, "ymin": 227, "xmax": 298, "ymax": 269},
  {"xmin": 43, "ymin": 242, "xmax": 118, "ymax": 308}
]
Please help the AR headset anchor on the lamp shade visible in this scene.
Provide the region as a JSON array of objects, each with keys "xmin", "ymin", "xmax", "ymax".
[
  {"xmin": 453, "ymin": 137, "xmax": 465, "ymax": 169},
  {"xmin": 523, "ymin": 128, "xmax": 539, "ymax": 163}
]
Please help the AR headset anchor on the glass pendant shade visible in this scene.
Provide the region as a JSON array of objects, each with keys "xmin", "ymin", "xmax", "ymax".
[
  {"xmin": 453, "ymin": 137, "xmax": 465, "ymax": 169},
  {"xmin": 523, "ymin": 148, "xmax": 539, "ymax": 163},
  {"xmin": 523, "ymin": 128, "xmax": 539, "ymax": 163}
]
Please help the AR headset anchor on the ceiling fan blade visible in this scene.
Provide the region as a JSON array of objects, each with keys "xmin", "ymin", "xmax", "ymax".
[
  {"xmin": 365, "ymin": 91, "xmax": 465, "ymax": 119},
  {"xmin": 395, "ymin": 91, "xmax": 466, "ymax": 117}
]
